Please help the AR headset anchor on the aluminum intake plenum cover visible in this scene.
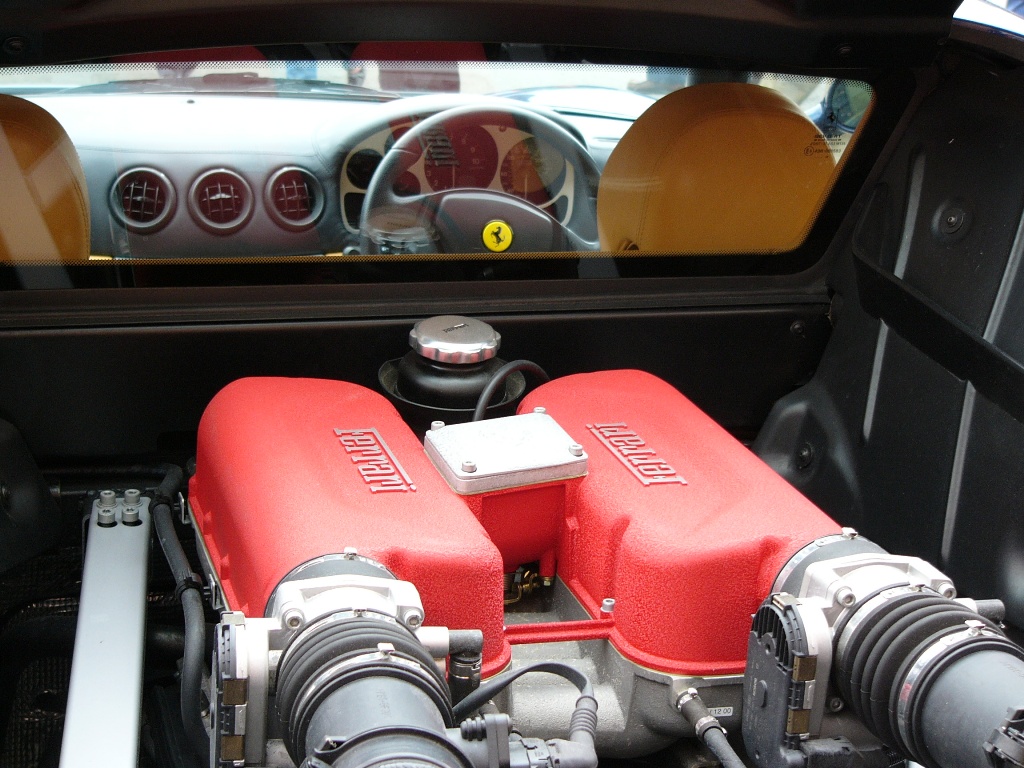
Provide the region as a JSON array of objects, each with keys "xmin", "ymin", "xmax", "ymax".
[{"xmin": 424, "ymin": 412, "xmax": 587, "ymax": 494}]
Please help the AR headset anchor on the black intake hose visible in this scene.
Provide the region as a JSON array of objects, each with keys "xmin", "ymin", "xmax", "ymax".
[
  {"xmin": 150, "ymin": 464, "xmax": 210, "ymax": 763},
  {"xmin": 275, "ymin": 614, "xmax": 466, "ymax": 768},
  {"xmin": 833, "ymin": 590, "xmax": 1024, "ymax": 768},
  {"xmin": 756, "ymin": 534, "xmax": 1024, "ymax": 768}
]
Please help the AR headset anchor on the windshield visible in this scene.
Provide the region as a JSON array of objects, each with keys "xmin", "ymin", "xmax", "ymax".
[{"xmin": 0, "ymin": 57, "xmax": 873, "ymax": 286}]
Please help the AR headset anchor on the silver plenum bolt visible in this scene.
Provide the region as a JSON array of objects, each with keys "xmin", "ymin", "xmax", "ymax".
[
  {"xmin": 937, "ymin": 582, "xmax": 957, "ymax": 599},
  {"xmin": 430, "ymin": 421, "xmax": 445, "ymax": 431},
  {"xmin": 283, "ymin": 609, "xmax": 303, "ymax": 630},
  {"xmin": 123, "ymin": 488, "xmax": 141, "ymax": 506},
  {"xmin": 568, "ymin": 443, "xmax": 584, "ymax": 457},
  {"xmin": 98, "ymin": 489, "xmax": 117, "ymax": 508},
  {"xmin": 600, "ymin": 598, "xmax": 616, "ymax": 614},
  {"xmin": 461, "ymin": 460, "xmax": 478, "ymax": 473},
  {"xmin": 834, "ymin": 586, "xmax": 856, "ymax": 607},
  {"xmin": 97, "ymin": 507, "xmax": 116, "ymax": 527}
]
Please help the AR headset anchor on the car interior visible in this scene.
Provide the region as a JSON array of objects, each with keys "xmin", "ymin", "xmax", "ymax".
[{"xmin": 2, "ymin": 2, "xmax": 1024, "ymax": 768}]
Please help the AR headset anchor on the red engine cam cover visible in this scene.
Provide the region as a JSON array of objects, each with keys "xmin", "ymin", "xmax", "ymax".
[
  {"xmin": 190, "ymin": 370, "xmax": 838, "ymax": 678},
  {"xmin": 517, "ymin": 371, "xmax": 839, "ymax": 674}
]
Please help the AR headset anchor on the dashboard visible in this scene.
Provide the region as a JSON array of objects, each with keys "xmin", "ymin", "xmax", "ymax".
[{"xmin": 26, "ymin": 91, "xmax": 604, "ymax": 260}]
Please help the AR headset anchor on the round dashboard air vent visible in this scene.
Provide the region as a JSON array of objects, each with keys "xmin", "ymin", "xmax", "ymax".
[
  {"xmin": 188, "ymin": 169, "xmax": 254, "ymax": 234},
  {"xmin": 109, "ymin": 168, "xmax": 176, "ymax": 233},
  {"xmin": 265, "ymin": 167, "xmax": 325, "ymax": 231}
]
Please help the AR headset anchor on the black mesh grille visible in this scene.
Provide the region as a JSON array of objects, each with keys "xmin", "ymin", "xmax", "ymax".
[
  {"xmin": 272, "ymin": 170, "xmax": 315, "ymax": 221},
  {"xmin": 195, "ymin": 173, "xmax": 247, "ymax": 225},
  {"xmin": 119, "ymin": 172, "xmax": 169, "ymax": 223}
]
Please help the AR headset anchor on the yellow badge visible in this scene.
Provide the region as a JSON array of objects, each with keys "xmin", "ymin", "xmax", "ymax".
[{"xmin": 482, "ymin": 220, "xmax": 513, "ymax": 252}]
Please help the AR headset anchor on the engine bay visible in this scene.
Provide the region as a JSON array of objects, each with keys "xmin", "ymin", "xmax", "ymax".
[{"xmin": 8, "ymin": 315, "xmax": 1024, "ymax": 768}]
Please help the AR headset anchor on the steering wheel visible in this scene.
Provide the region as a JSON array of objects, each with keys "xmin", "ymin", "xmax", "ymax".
[{"xmin": 359, "ymin": 103, "xmax": 600, "ymax": 256}]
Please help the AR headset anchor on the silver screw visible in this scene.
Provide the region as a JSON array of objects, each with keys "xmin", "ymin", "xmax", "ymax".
[
  {"xmin": 124, "ymin": 488, "xmax": 141, "ymax": 506},
  {"xmin": 966, "ymin": 619, "xmax": 985, "ymax": 635},
  {"xmin": 283, "ymin": 609, "xmax": 303, "ymax": 630},
  {"xmin": 99, "ymin": 490, "xmax": 117, "ymax": 508},
  {"xmin": 405, "ymin": 610, "xmax": 423, "ymax": 629},
  {"xmin": 568, "ymin": 443, "xmax": 584, "ymax": 457},
  {"xmin": 430, "ymin": 421, "xmax": 445, "ymax": 431},
  {"xmin": 462, "ymin": 460, "xmax": 478, "ymax": 473},
  {"xmin": 835, "ymin": 586, "xmax": 856, "ymax": 607},
  {"xmin": 937, "ymin": 582, "xmax": 957, "ymax": 599},
  {"xmin": 841, "ymin": 527, "xmax": 858, "ymax": 539},
  {"xmin": 827, "ymin": 696, "xmax": 844, "ymax": 713},
  {"xmin": 533, "ymin": 407, "xmax": 546, "ymax": 414},
  {"xmin": 600, "ymin": 597, "xmax": 616, "ymax": 614},
  {"xmin": 343, "ymin": 547, "xmax": 358, "ymax": 558},
  {"xmin": 122, "ymin": 505, "xmax": 140, "ymax": 525},
  {"xmin": 97, "ymin": 507, "xmax": 116, "ymax": 526}
]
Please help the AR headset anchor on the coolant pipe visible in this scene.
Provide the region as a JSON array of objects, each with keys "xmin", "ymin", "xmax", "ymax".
[{"xmin": 150, "ymin": 463, "xmax": 210, "ymax": 762}]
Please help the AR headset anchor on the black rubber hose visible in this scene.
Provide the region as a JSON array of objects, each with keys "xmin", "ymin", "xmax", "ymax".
[
  {"xmin": 677, "ymin": 688, "xmax": 745, "ymax": 768},
  {"xmin": 150, "ymin": 464, "xmax": 210, "ymax": 763},
  {"xmin": 471, "ymin": 360, "xmax": 550, "ymax": 422},
  {"xmin": 704, "ymin": 728, "xmax": 746, "ymax": 768},
  {"xmin": 452, "ymin": 661, "xmax": 593, "ymax": 721}
]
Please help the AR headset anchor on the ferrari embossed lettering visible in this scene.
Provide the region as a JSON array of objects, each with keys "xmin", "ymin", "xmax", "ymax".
[
  {"xmin": 587, "ymin": 422, "xmax": 686, "ymax": 486},
  {"xmin": 334, "ymin": 428, "xmax": 417, "ymax": 493}
]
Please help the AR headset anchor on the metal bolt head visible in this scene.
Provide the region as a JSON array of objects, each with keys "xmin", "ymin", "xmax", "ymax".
[
  {"xmin": 461, "ymin": 460, "xmax": 477, "ymax": 473},
  {"xmin": 343, "ymin": 546, "xmax": 358, "ymax": 558},
  {"xmin": 99, "ymin": 489, "xmax": 117, "ymax": 508},
  {"xmin": 283, "ymin": 609, "xmax": 304, "ymax": 629},
  {"xmin": 841, "ymin": 527, "xmax": 859, "ymax": 539},
  {"xmin": 532, "ymin": 407, "xmax": 546, "ymax": 414},
  {"xmin": 404, "ymin": 609, "xmax": 423, "ymax": 629},
  {"xmin": 600, "ymin": 597, "xmax": 616, "ymax": 614},
  {"xmin": 827, "ymin": 696, "xmax": 844, "ymax": 713},
  {"xmin": 937, "ymin": 582, "xmax": 956, "ymax": 599},
  {"xmin": 430, "ymin": 420, "xmax": 445, "ymax": 431},
  {"xmin": 124, "ymin": 488, "xmax": 141, "ymax": 506},
  {"xmin": 568, "ymin": 443, "xmax": 584, "ymax": 457},
  {"xmin": 835, "ymin": 586, "xmax": 856, "ymax": 607}
]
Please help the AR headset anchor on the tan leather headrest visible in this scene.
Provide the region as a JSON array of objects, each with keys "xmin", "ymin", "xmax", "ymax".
[
  {"xmin": 597, "ymin": 83, "xmax": 836, "ymax": 254},
  {"xmin": 0, "ymin": 94, "xmax": 89, "ymax": 263}
]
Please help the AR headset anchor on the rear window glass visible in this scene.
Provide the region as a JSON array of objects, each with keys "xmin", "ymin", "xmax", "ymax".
[{"xmin": 0, "ymin": 58, "xmax": 872, "ymax": 286}]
